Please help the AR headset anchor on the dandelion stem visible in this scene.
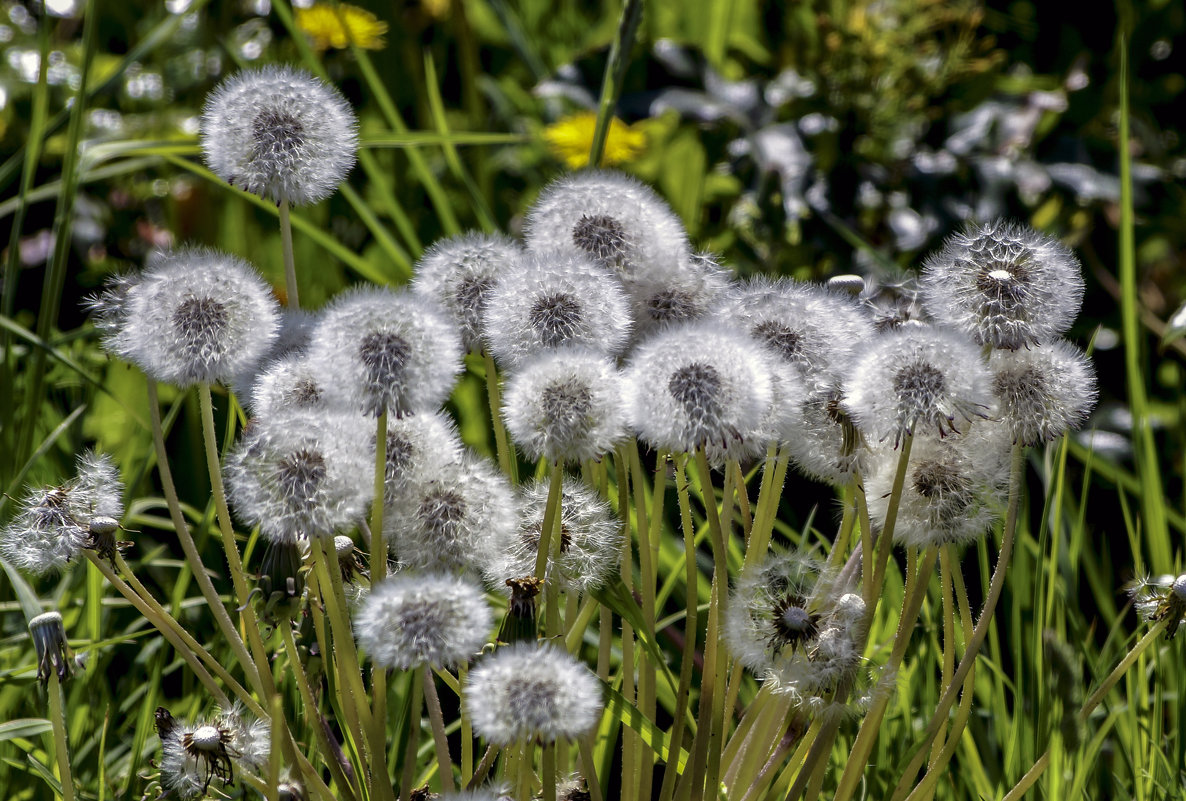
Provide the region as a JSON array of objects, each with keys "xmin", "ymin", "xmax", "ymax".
[
  {"xmin": 279, "ymin": 198, "xmax": 299, "ymax": 308},
  {"xmin": 534, "ymin": 463, "xmax": 564, "ymax": 583},
  {"xmin": 748, "ymin": 714, "xmax": 817, "ymax": 801},
  {"xmin": 371, "ymin": 408, "xmax": 390, "ymax": 759},
  {"xmin": 541, "ymin": 742, "xmax": 557, "ymax": 801},
  {"xmin": 483, "ymin": 349, "xmax": 517, "ymax": 483},
  {"xmin": 47, "ymin": 668, "xmax": 75, "ymax": 801},
  {"xmin": 868, "ymin": 433, "xmax": 914, "ymax": 609},
  {"xmin": 398, "ymin": 666, "xmax": 424, "ymax": 801},
  {"xmin": 146, "ymin": 380, "xmax": 264, "ymax": 698},
  {"xmin": 266, "ymin": 695, "xmax": 282, "ymax": 801},
  {"xmin": 422, "ymin": 665, "xmax": 456, "ymax": 792}
]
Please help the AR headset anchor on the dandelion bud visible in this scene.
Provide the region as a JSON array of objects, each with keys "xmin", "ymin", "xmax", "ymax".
[
  {"xmin": 334, "ymin": 535, "xmax": 368, "ymax": 585},
  {"xmin": 989, "ymin": 340, "xmax": 1097, "ymax": 446},
  {"xmin": 411, "ymin": 232, "xmax": 523, "ymax": 353},
  {"xmin": 920, "ymin": 220, "xmax": 1084, "ymax": 349},
  {"xmin": 90, "ymin": 247, "xmax": 280, "ymax": 388},
  {"xmin": 625, "ymin": 322, "xmax": 773, "ymax": 463},
  {"xmin": 464, "ymin": 643, "xmax": 602, "ymax": 744},
  {"xmin": 501, "ymin": 347, "xmax": 628, "ymax": 465},
  {"xmin": 201, "ymin": 66, "xmax": 357, "ymax": 206},
  {"xmin": 842, "ymin": 325, "xmax": 992, "ymax": 446},
  {"xmin": 355, "ymin": 573, "xmax": 491, "ymax": 670},
  {"xmin": 309, "ymin": 286, "xmax": 462, "ymax": 418},
  {"xmin": 29, "ymin": 611, "xmax": 72, "ymax": 685},
  {"xmin": 498, "ymin": 576, "xmax": 542, "ymax": 644},
  {"xmin": 525, "ymin": 170, "xmax": 690, "ymax": 280},
  {"xmin": 482, "ymin": 251, "xmax": 632, "ymax": 369},
  {"xmin": 255, "ymin": 540, "xmax": 305, "ymax": 620},
  {"xmin": 485, "ymin": 477, "xmax": 623, "ymax": 596}
]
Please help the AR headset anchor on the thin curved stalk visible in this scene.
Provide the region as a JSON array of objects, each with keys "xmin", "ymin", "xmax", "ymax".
[
  {"xmin": 47, "ymin": 672, "xmax": 75, "ymax": 801},
  {"xmin": 423, "ymin": 665, "xmax": 456, "ymax": 793},
  {"xmin": 279, "ymin": 199, "xmax": 298, "ymax": 308}
]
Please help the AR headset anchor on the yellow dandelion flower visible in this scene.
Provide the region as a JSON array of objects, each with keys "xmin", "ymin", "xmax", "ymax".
[
  {"xmin": 543, "ymin": 112, "xmax": 648, "ymax": 169},
  {"xmin": 296, "ymin": 3, "xmax": 388, "ymax": 51}
]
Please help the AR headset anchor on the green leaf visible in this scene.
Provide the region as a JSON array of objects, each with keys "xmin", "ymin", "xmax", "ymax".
[{"xmin": 0, "ymin": 719, "xmax": 52, "ymax": 743}]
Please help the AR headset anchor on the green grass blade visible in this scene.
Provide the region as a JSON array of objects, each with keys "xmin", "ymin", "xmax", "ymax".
[{"xmin": 588, "ymin": 0, "xmax": 643, "ymax": 168}]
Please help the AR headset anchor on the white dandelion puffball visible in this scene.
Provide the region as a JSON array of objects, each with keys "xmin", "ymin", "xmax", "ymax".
[
  {"xmin": 93, "ymin": 247, "xmax": 279, "ymax": 388},
  {"xmin": 989, "ymin": 339, "xmax": 1098, "ymax": 445},
  {"xmin": 355, "ymin": 573, "xmax": 492, "ymax": 669},
  {"xmin": 482, "ymin": 250, "xmax": 632, "ymax": 369},
  {"xmin": 624, "ymin": 250, "xmax": 733, "ymax": 338},
  {"xmin": 379, "ymin": 411, "xmax": 466, "ymax": 500},
  {"xmin": 624, "ymin": 321, "xmax": 774, "ymax": 463},
  {"xmin": 525, "ymin": 170, "xmax": 690, "ymax": 280},
  {"xmin": 308, "ymin": 286, "xmax": 463, "ymax": 417},
  {"xmin": 225, "ymin": 411, "xmax": 372, "ymax": 543},
  {"xmin": 201, "ymin": 65, "xmax": 357, "ymax": 205},
  {"xmin": 501, "ymin": 346, "xmax": 629, "ymax": 465},
  {"xmin": 842, "ymin": 324, "xmax": 992, "ymax": 446},
  {"xmin": 464, "ymin": 643, "xmax": 603, "ymax": 744},
  {"xmin": 920, "ymin": 220, "xmax": 1085, "ymax": 350},
  {"xmin": 411, "ymin": 232, "xmax": 524, "ymax": 353}
]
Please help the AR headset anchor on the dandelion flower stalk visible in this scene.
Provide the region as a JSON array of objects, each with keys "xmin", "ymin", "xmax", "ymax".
[
  {"xmin": 279, "ymin": 199, "xmax": 299, "ymax": 308},
  {"xmin": 484, "ymin": 350, "xmax": 518, "ymax": 482},
  {"xmin": 370, "ymin": 407, "xmax": 389, "ymax": 746},
  {"xmin": 46, "ymin": 664, "xmax": 75, "ymax": 801},
  {"xmin": 422, "ymin": 665, "xmax": 456, "ymax": 793}
]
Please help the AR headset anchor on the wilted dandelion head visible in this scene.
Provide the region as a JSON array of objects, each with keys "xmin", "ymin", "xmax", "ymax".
[
  {"xmin": 866, "ymin": 424, "xmax": 1010, "ymax": 548},
  {"xmin": 201, "ymin": 65, "xmax": 357, "ymax": 205},
  {"xmin": 920, "ymin": 220, "xmax": 1084, "ymax": 349},
  {"xmin": 624, "ymin": 251, "xmax": 732, "ymax": 338},
  {"xmin": 1, "ymin": 451, "xmax": 125, "ymax": 576},
  {"xmin": 225, "ymin": 411, "xmax": 372, "ymax": 543},
  {"xmin": 355, "ymin": 573, "xmax": 492, "ymax": 670},
  {"xmin": 525, "ymin": 171, "xmax": 689, "ymax": 280},
  {"xmin": 482, "ymin": 251, "xmax": 632, "ymax": 369},
  {"xmin": 464, "ymin": 643, "xmax": 602, "ymax": 744},
  {"xmin": 157, "ymin": 706, "xmax": 268, "ymax": 800},
  {"xmin": 411, "ymin": 232, "xmax": 523, "ymax": 353},
  {"xmin": 309, "ymin": 286, "xmax": 462, "ymax": 417},
  {"xmin": 29, "ymin": 611, "xmax": 72, "ymax": 685},
  {"xmin": 989, "ymin": 340, "xmax": 1097, "ymax": 446},
  {"xmin": 842, "ymin": 325, "xmax": 992, "ymax": 446},
  {"xmin": 485, "ymin": 477, "xmax": 623, "ymax": 595},
  {"xmin": 384, "ymin": 453, "xmax": 517, "ymax": 575},
  {"xmin": 716, "ymin": 276, "xmax": 876, "ymax": 393},
  {"xmin": 378, "ymin": 411, "xmax": 465, "ymax": 499},
  {"xmin": 725, "ymin": 552, "xmax": 866, "ymax": 700},
  {"xmin": 501, "ymin": 347, "xmax": 628, "ymax": 465},
  {"xmin": 92, "ymin": 248, "xmax": 280, "ymax": 388},
  {"xmin": 625, "ymin": 322, "xmax": 773, "ymax": 463}
]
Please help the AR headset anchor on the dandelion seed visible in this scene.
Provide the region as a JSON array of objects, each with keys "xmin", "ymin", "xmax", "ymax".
[
  {"xmin": 355, "ymin": 573, "xmax": 492, "ymax": 670},
  {"xmin": 482, "ymin": 251, "xmax": 632, "ymax": 369},
  {"xmin": 485, "ymin": 477, "xmax": 623, "ymax": 595},
  {"xmin": 989, "ymin": 340, "xmax": 1097, "ymax": 445},
  {"xmin": 411, "ymin": 232, "xmax": 524, "ymax": 353},
  {"xmin": 842, "ymin": 325, "xmax": 992, "ymax": 446},
  {"xmin": 29, "ymin": 611, "xmax": 72, "ymax": 685},
  {"xmin": 90, "ymin": 247, "xmax": 280, "ymax": 388},
  {"xmin": 920, "ymin": 220, "xmax": 1085, "ymax": 349},
  {"xmin": 525, "ymin": 171, "xmax": 689, "ymax": 280},
  {"xmin": 624, "ymin": 322, "xmax": 773, "ymax": 463},
  {"xmin": 308, "ymin": 286, "xmax": 463, "ymax": 417},
  {"xmin": 202, "ymin": 66, "xmax": 357, "ymax": 206},
  {"xmin": 464, "ymin": 643, "xmax": 602, "ymax": 744},
  {"xmin": 225, "ymin": 411, "xmax": 372, "ymax": 543},
  {"xmin": 501, "ymin": 347, "xmax": 628, "ymax": 465}
]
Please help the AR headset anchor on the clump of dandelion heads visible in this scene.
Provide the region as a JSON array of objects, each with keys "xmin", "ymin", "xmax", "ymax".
[
  {"xmin": 485, "ymin": 477, "xmax": 623, "ymax": 595},
  {"xmin": 1129, "ymin": 573, "xmax": 1186, "ymax": 639},
  {"xmin": 309, "ymin": 286, "xmax": 463, "ymax": 417},
  {"xmin": 355, "ymin": 573, "xmax": 492, "ymax": 669},
  {"xmin": 378, "ymin": 410, "xmax": 465, "ymax": 500},
  {"xmin": 989, "ymin": 340, "xmax": 1098, "ymax": 446},
  {"xmin": 716, "ymin": 276, "xmax": 875, "ymax": 393},
  {"xmin": 464, "ymin": 643, "xmax": 603, "ymax": 744},
  {"xmin": 201, "ymin": 65, "xmax": 357, "ymax": 206},
  {"xmin": 482, "ymin": 251, "xmax": 632, "ymax": 369},
  {"xmin": 724, "ymin": 551, "xmax": 866, "ymax": 702},
  {"xmin": 411, "ymin": 232, "xmax": 523, "ymax": 353},
  {"xmin": 501, "ymin": 347, "xmax": 628, "ymax": 464},
  {"xmin": 525, "ymin": 170, "xmax": 689, "ymax": 280},
  {"xmin": 384, "ymin": 452, "xmax": 517, "ymax": 575},
  {"xmin": 920, "ymin": 220, "xmax": 1085, "ymax": 349},
  {"xmin": 625, "ymin": 322, "xmax": 774, "ymax": 463},
  {"xmin": 92, "ymin": 248, "xmax": 280, "ymax": 388},
  {"xmin": 624, "ymin": 250, "xmax": 732, "ymax": 338},
  {"xmin": 29, "ymin": 611, "xmax": 73, "ymax": 685},
  {"xmin": 1, "ymin": 450, "xmax": 125, "ymax": 575},
  {"xmin": 842, "ymin": 324, "xmax": 992, "ymax": 446},
  {"xmin": 225, "ymin": 411, "xmax": 372, "ymax": 543},
  {"xmin": 865, "ymin": 423, "xmax": 1010, "ymax": 548}
]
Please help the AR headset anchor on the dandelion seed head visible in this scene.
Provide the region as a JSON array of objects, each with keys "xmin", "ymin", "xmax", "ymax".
[
  {"xmin": 378, "ymin": 411, "xmax": 465, "ymax": 499},
  {"xmin": 464, "ymin": 643, "xmax": 602, "ymax": 744},
  {"xmin": 779, "ymin": 387, "xmax": 866, "ymax": 486},
  {"xmin": 201, "ymin": 65, "xmax": 357, "ymax": 205},
  {"xmin": 989, "ymin": 340, "xmax": 1097, "ymax": 445},
  {"xmin": 625, "ymin": 251, "xmax": 732, "ymax": 339},
  {"xmin": 248, "ymin": 354, "xmax": 331, "ymax": 418},
  {"xmin": 355, "ymin": 573, "xmax": 492, "ymax": 669},
  {"xmin": 921, "ymin": 220, "xmax": 1084, "ymax": 349}
]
